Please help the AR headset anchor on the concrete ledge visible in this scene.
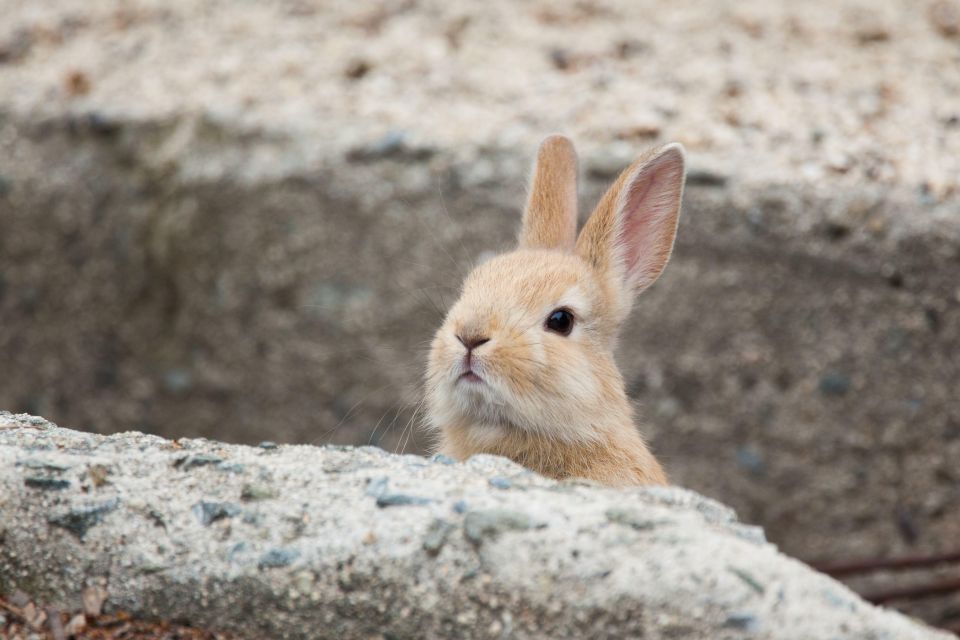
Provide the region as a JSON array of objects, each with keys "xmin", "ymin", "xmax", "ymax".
[{"xmin": 0, "ymin": 411, "xmax": 948, "ymax": 639}]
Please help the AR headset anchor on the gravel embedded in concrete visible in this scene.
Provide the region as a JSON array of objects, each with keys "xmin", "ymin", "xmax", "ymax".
[{"xmin": 0, "ymin": 411, "xmax": 951, "ymax": 639}]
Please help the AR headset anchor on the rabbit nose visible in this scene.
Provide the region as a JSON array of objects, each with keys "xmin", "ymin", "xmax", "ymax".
[{"xmin": 456, "ymin": 334, "xmax": 490, "ymax": 351}]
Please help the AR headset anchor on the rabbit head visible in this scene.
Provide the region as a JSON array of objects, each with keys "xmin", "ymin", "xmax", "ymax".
[{"xmin": 425, "ymin": 135, "xmax": 685, "ymax": 470}]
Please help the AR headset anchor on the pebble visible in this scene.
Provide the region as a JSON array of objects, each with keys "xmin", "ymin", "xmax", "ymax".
[
  {"xmin": 376, "ymin": 493, "xmax": 433, "ymax": 508},
  {"xmin": 162, "ymin": 368, "xmax": 193, "ymax": 394},
  {"xmin": 344, "ymin": 58, "xmax": 372, "ymax": 79},
  {"xmin": 85, "ymin": 111, "xmax": 121, "ymax": 136},
  {"xmin": 818, "ymin": 372, "xmax": 851, "ymax": 397},
  {"xmin": 930, "ymin": 1, "xmax": 960, "ymax": 38},
  {"xmin": 88, "ymin": 464, "xmax": 111, "ymax": 487},
  {"xmin": 488, "ymin": 476, "xmax": 512, "ymax": 490},
  {"xmin": 430, "ymin": 454, "xmax": 457, "ymax": 465},
  {"xmin": 463, "ymin": 509, "xmax": 536, "ymax": 544},
  {"xmin": 686, "ymin": 168, "xmax": 728, "ymax": 187},
  {"xmin": 452, "ymin": 500, "xmax": 469, "ymax": 514},
  {"xmin": 365, "ymin": 476, "xmax": 390, "ymax": 497},
  {"xmin": 585, "ymin": 152, "xmax": 629, "ymax": 180},
  {"xmin": 24, "ymin": 477, "xmax": 71, "ymax": 491},
  {"xmin": 728, "ymin": 566, "xmax": 765, "ymax": 595},
  {"xmin": 259, "ymin": 547, "xmax": 300, "ymax": 569},
  {"xmin": 724, "ymin": 611, "xmax": 760, "ymax": 631},
  {"xmin": 259, "ymin": 441, "xmax": 278, "ymax": 450},
  {"xmin": 422, "ymin": 518, "xmax": 455, "ymax": 556},
  {"xmin": 17, "ymin": 459, "xmax": 70, "ymax": 472},
  {"xmin": 192, "ymin": 501, "xmax": 241, "ymax": 526},
  {"xmin": 346, "ymin": 131, "xmax": 435, "ymax": 163},
  {"xmin": 605, "ymin": 508, "xmax": 665, "ymax": 531},
  {"xmin": 735, "ymin": 448, "xmax": 765, "ymax": 476},
  {"xmin": 175, "ymin": 454, "xmax": 224, "ymax": 470},
  {"xmin": 241, "ymin": 482, "xmax": 277, "ymax": 501},
  {"xmin": 48, "ymin": 498, "xmax": 120, "ymax": 540}
]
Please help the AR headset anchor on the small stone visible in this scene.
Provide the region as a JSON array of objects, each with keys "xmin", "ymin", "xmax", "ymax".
[
  {"xmin": 930, "ymin": 1, "xmax": 960, "ymax": 38},
  {"xmin": 686, "ymin": 168, "xmax": 728, "ymax": 187},
  {"xmin": 549, "ymin": 47, "xmax": 573, "ymax": 71},
  {"xmin": 452, "ymin": 500, "xmax": 469, "ymax": 514},
  {"xmin": 605, "ymin": 508, "xmax": 665, "ymax": 531},
  {"xmin": 430, "ymin": 453, "xmax": 457, "ymax": 465},
  {"xmin": 463, "ymin": 509, "xmax": 537, "ymax": 544},
  {"xmin": 735, "ymin": 448, "xmax": 765, "ymax": 476},
  {"xmin": 346, "ymin": 130, "xmax": 435, "ymax": 163},
  {"xmin": 895, "ymin": 506, "xmax": 919, "ymax": 544},
  {"xmin": 259, "ymin": 441, "xmax": 278, "ymax": 450},
  {"xmin": 826, "ymin": 151, "xmax": 853, "ymax": 173},
  {"xmin": 175, "ymin": 453, "xmax": 223, "ymax": 470},
  {"xmin": 614, "ymin": 38, "xmax": 648, "ymax": 59},
  {"xmin": 192, "ymin": 501, "xmax": 241, "ymax": 526},
  {"xmin": 85, "ymin": 112, "xmax": 120, "ymax": 137},
  {"xmin": 586, "ymin": 152, "xmax": 629, "ymax": 180},
  {"xmin": 82, "ymin": 585, "xmax": 108, "ymax": 617},
  {"xmin": 852, "ymin": 13, "xmax": 891, "ymax": 44},
  {"xmin": 617, "ymin": 120, "xmax": 662, "ymax": 140},
  {"xmin": 423, "ymin": 519, "xmax": 456, "ymax": 556},
  {"xmin": 724, "ymin": 611, "xmax": 759, "ymax": 631},
  {"xmin": 881, "ymin": 264, "xmax": 904, "ymax": 288},
  {"xmin": 818, "ymin": 372, "xmax": 851, "ymax": 397},
  {"xmin": 365, "ymin": 476, "xmax": 389, "ymax": 497},
  {"xmin": 64, "ymin": 69, "xmax": 91, "ymax": 96},
  {"xmin": 24, "ymin": 477, "xmax": 71, "ymax": 491},
  {"xmin": 241, "ymin": 482, "xmax": 277, "ymax": 501},
  {"xmin": 64, "ymin": 613, "xmax": 86, "ymax": 636},
  {"xmin": 344, "ymin": 58, "xmax": 372, "ymax": 79},
  {"xmin": 163, "ymin": 368, "xmax": 193, "ymax": 393},
  {"xmin": 88, "ymin": 464, "xmax": 110, "ymax": 487},
  {"xmin": 18, "ymin": 459, "xmax": 71, "ymax": 472},
  {"xmin": 728, "ymin": 566, "xmax": 765, "ymax": 595},
  {"xmin": 376, "ymin": 493, "xmax": 433, "ymax": 508},
  {"xmin": 48, "ymin": 498, "xmax": 120, "ymax": 540},
  {"xmin": 0, "ymin": 28, "xmax": 32, "ymax": 64},
  {"xmin": 138, "ymin": 564, "xmax": 168, "ymax": 575},
  {"xmin": 488, "ymin": 476, "xmax": 512, "ymax": 490},
  {"xmin": 259, "ymin": 547, "xmax": 300, "ymax": 569}
]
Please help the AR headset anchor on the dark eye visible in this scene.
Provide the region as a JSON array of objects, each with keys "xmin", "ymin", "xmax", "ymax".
[{"xmin": 545, "ymin": 308, "xmax": 574, "ymax": 336}]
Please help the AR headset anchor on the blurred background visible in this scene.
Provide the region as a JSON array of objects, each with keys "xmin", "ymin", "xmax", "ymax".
[{"xmin": 1, "ymin": 0, "xmax": 959, "ymax": 631}]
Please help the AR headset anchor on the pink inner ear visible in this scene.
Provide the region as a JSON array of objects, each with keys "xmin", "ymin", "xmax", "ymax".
[{"xmin": 616, "ymin": 148, "xmax": 684, "ymax": 292}]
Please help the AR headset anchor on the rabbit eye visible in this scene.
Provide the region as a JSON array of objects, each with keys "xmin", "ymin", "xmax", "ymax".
[{"xmin": 545, "ymin": 308, "xmax": 574, "ymax": 336}]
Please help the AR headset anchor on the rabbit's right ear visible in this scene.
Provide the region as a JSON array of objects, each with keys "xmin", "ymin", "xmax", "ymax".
[{"xmin": 519, "ymin": 135, "xmax": 579, "ymax": 252}]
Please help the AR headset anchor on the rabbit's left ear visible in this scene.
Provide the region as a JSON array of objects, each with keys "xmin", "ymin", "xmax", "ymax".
[
  {"xmin": 519, "ymin": 135, "xmax": 579, "ymax": 252},
  {"xmin": 576, "ymin": 143, "xmax": 685, "ymax": 296}
]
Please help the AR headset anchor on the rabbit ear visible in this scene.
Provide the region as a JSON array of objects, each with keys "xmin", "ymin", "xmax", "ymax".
[
  {"xmin": 576, "ymin": 143, "xmax": 685, "ymax": 296},
  {"xmin": 519, "ymin": 135, "xmax": 579, "ymax": 251}
]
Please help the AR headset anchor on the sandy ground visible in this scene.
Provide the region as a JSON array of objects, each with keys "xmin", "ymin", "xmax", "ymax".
[{"xmin": 2, "ymin": 0, "xmax": 960, "ymax": 204}]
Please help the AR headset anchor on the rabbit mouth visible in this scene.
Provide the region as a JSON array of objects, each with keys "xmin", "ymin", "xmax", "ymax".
[{"xmin": 458, "ymin": 370, "xmax": 483, "ymax": 384}]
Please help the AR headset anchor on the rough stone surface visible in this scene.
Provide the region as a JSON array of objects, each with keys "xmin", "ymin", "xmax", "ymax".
[
  {"xmin": 1, "ymin": 0, "xmax": 959, "ymax": 627},
  {"xmin": 0, "ymin": 412, "xmax": 950, "ymax": 639}
]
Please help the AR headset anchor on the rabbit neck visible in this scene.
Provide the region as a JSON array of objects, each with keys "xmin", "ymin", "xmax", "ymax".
[{"xmin": 438, "ymin": 408, "xmax": 666, "ymax": 487}]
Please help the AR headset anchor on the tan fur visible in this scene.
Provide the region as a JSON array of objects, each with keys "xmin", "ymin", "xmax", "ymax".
[
  {"xmin": 519, "ymin": 135, "xmax": 579, "ymax": 251},
  {"xmin": 424, "ymin": 136, "xmax": 685, "ymax": 487}
]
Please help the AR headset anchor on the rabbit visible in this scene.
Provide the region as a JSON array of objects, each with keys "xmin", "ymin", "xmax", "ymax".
[{"xmin": 424, "ymin": 135, "xmax": 685, "ymax": 486}]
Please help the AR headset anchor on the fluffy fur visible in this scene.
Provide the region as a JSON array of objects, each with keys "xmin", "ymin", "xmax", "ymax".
[{"xmin": 424, "ymin": 136, "xmax": 686, "ymax": 486}]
